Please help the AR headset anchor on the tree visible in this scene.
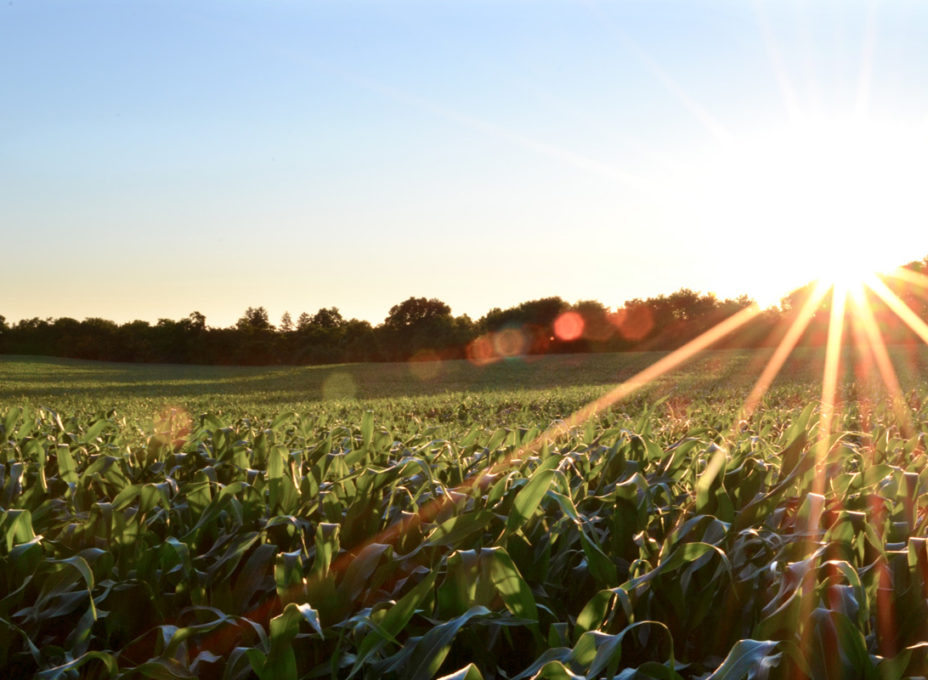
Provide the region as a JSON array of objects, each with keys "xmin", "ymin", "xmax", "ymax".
[
  {"xmin": 342, "ymin": 319, "xmax": 375, "ymax": 361},
  {"xmin": 280, "ymin": 312, "xmax": 294, "ymax": 333},
  {"xmin": 236, "ymin": 306, "xmax": 272, "ymax": 332},
  {"xmin": 312, "ymin": 307, "xmax": 345, "ymax": 329},
  {"xmin": 118, "ymin": 320, "xmax": 155, "ymax": 362},
  {"xmin": 380, "ymin": 297, "xmax": 455, "ymax": 360},
  {"xmin": 664, "ymin": 289, "xmax": 711, "ymax": 321},
  {"xmin": 186, "ymin": 311, "xmax": 206, "ymax": 332},
  {"xmin": 384, "ymin": 297, "xmax": 452, "ymax": 329},
  {"xmin": 518, "ymin": 297, "xmax": 567, "ymax": 328},
  {"xmin": 574, "ymin": 300, "xmax": 614, "ymax": 343},
  {"xmin": 479, "ymin": 297, "xmax": 567, "ymax": 333},
  {"xmin": 717, "ymin": 294, "xmax": 754, "ymax": 315}
]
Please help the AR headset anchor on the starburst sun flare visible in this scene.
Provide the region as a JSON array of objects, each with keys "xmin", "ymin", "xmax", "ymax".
[{"xmin": 682, "ymin": 117, "xmax": 928, "ymax": 306}]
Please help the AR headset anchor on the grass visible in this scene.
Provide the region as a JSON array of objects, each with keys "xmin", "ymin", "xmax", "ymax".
[{"xmin": 6, "ymin": 344, "xmax": 926, "ymax": 409}]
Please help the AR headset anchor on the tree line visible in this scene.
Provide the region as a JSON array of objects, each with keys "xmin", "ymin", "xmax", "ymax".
[{"xmin": 2, "ymin": 258, "xmax": 926, "ymax": 365}]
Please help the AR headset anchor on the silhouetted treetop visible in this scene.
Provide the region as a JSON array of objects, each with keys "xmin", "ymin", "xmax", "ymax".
[
  {"xmin": 5, "ymin": 257, "xmax": 928, "ymax": 366},
  {"xmin": 312, "ymin": 307, "xmax": 346, "ymax": 329},
  {"xmin": 186, "ymin": 311, "xmax": 206, "ymax": 332},
  {"xmin": 236, "ymin": 306, "xmax": 272, "ymax": 332},
  {"xmin": 385, "ymin": 297, "xmax": 452, "ymax": 329}
]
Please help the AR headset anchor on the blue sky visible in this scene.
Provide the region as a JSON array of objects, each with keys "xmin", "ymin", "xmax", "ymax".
[{"xmin": 4, "ymin": 1, "xmax": 928, "ymax": 327}]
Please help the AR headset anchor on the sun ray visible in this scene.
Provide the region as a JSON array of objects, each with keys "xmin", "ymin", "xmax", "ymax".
[
  {"xmin": 518, "ymin": 304, "xmax": 761, "ymax": 456},
  {"xmin": 837, "ymin": 353, "xmax": 902, "ymax": 657},
  {"xmin": 695, "ymin": 286, "xmax": 828, "ymax": 507},
  {"xmin": 697, "ymin": 321, "xmax": 815, "ymax": 522},
  {"xmin": 886, "ymin": 265, "xmax": 928, "ymax": 293},
  {"xmin": 813, "ymin": 285, "xmax": 848, "ymax": 496},
  {"xmin": 848, "ymin": 304, "xmax": 878, "ymax": 439},
  {"xmin": 212, "ymin": 261, "xmax": 921, "ymax": 653},
  {"xmin": 323, "ymin": 303, "xmax": 761, "ymax": 576},
  {"xmin": 740, "ymin": 282, "xmax": 829, "ymax": 420},
  {"xmin": 867, "ymin": 276, "xmax": 928, "ymax": 346},
  {"xmin": 792, "ymin": 284, "xmax": 849, "ymax": 670},
  {"xmin": 847, "ymin": 284, "xmax": 914, "ymax": 437}
]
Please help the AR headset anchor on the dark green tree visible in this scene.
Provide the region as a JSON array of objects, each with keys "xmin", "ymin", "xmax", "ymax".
[
  {"xmin": 185, "ymin": 311, "xmax": 207, "ymax": 332},
  {"xmin": 384, "ymin": 298, "xmax": 451, "ymax": 329},
  {"xmin": 312, "ymin": 307, "xmax": 345, "ymax": 329},
  {"xmin": 236, "ymin": 306, "xmax": 272, "ymax": 332},
  {"xmin": 381, "ymin": 297, "xmax": 456, "ymax": 360}
]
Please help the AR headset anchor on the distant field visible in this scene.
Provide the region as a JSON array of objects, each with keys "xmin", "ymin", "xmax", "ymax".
[
  {"xmin": 4, "ymin": 348, "xmax": 928, "ymax": 678},
  {"xmin": 4, "ymin": 344, "xmax": 923, "ymax": 412},
  {"xmin": 0, "ymin": 350, "xmax": 745, "ymax": 404}
]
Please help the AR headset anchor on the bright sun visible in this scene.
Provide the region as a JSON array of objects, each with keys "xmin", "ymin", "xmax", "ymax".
[
  {"xmin": 813, "ymin": 231, "xmax": 883, "ymax": 292},
  {"xmin": 681, "ymin": 117, "xmax": 928, "ymax": 306}
]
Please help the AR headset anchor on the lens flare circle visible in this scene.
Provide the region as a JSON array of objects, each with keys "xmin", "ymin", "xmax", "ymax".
[
  {"xmin": 493, "ymin": 327, "xmax": 528, "ymax": 358},
  {"xmin": 553, "ymin": 311, "xmax": 585, "ymax": 341}
]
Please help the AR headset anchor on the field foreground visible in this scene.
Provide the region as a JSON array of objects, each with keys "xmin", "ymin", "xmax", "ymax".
[{"xmin": 3, "ymin": 351, "xmax": 928, "ymax": 678}]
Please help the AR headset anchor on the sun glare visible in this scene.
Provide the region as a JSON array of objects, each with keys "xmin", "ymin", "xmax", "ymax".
[
  {"xmin": 684, "ymin": 117, "xmax": 928, "ymax": 306},
  {"xmin": 813, "ymin": 241, "xmax": 881, "ymax": 292}
]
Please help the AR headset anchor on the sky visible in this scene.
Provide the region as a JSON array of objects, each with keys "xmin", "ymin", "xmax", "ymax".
[{"xmin": 4, "ymin": 0, "xmax": 928, "ymax": 328}]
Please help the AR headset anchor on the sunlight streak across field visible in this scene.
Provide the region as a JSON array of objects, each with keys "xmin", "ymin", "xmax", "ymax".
[
  {"xmin": 848, "ymin": 285, "xmax": 913, "ymax": 437},
  {"xmin": 514, "ymin": 304, "xmax": 762, "ymax": 455},
  {"xmin": 887, "ymin": 266, "xmax": 928, "ymax": 296},
  {"xmin": 322, "ymin": 303, "xmax": 763, "ymax": 578},
  {"xmin": 321, "ymin": 265, "xmax": 928, "ymax": 589},
  {"xmin": 241, "ymin": 5, "xmax": 928, "ymax": 655},
  {"xmin": 869, "ymin": 276, "xmax": 928, "ymax": 346},
  {"xmin": 201, "ymin": 267, "xmax": 928, "ymax": 663},
  {"xmin": 740, "ymin": 281, "xmax": 829, "ymax": 420},
  {"xmin": 813, "ymin": 285, "xmax": 847, "ymax": 495}
]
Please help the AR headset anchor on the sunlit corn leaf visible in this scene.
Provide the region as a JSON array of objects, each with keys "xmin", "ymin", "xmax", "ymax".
[
  {"xmin": 427, "ymin": 510, "xmax": 495, "ymax": 547},
  {"xmin": 436, "ymin": 662, "xmax": 486, "ymax": 680},
  {"xmin": 505, "ymin": 459, "xmax": 558, "ymax": 535},
  {"xmin": 704, "ymin": 639, "xmax": 781, "ymax": 680}
]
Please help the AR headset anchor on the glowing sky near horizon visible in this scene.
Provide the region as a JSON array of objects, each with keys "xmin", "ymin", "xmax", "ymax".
[{"xmin": 3, "ymin": 1, "xmax": 928, "ymax": 328}]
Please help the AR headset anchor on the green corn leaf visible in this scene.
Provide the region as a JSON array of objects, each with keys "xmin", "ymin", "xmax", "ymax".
[
  {"xmin": 355, "ymin": 571, "xmax": 438, "ymax": 669},
  {"xmin": 580, "ymin": 531, "xmax": 618, "ymax": 585},
  {"xmin": 705, "ymin": 639, "xmax": 780, "ymax": 680},
  {"xmin": 436, "ymin": 663, "xmax": 485, "ymax": 680},
  {"xmin": 427, "ymin": 510, "xmax": 494, "ymax": 547},
  {"xmin": 505, "ymin": 457, "xmax": 559, "ymax": 534},
  {"xmin": 399, "ymin": 605, "xmax": 491, "ymax": 680},
  {"xmin": 361, "ymin": 410, "xmax": 374, "ymax": 451},
  {"xmin": 56, "ymin": 444, "xmax": 78, "ymax": 485},
  {"xmin": 487, "ymin": 547, "xmax": 538, "ymax": 622}
]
